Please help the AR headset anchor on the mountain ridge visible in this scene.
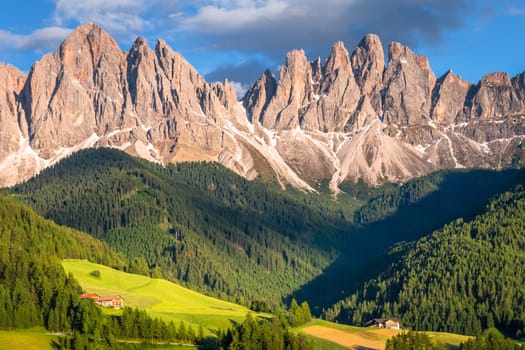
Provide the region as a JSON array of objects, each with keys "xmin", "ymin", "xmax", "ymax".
[{"xmin": 0, "ymin": 23, "xmax": 524, "ymax": 189}]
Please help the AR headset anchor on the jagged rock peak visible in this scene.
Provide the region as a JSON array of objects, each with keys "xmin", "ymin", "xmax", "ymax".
[
  {"xmin": 416, "ymin": 54, "xmax": 432, "ymax": 72},
  {"xmin": 72, "ymin": 22, "xmax": 102, "ymax": 33},
  {"xmin": 387, "ymin": 41, "xmax": 409, "ymax": 60},
  {"xmin": 360, "ymin": 33, "xmax": 382, "ymax": 49},
  {"xmin": 58, "ymin": 22, "xmax": 121, "ymax": 61},
  {"xmin": 254, "ymin": 49, "xmax": 312, "ymax": 129},
  {"xmin": 212, "ymin": 80, "xmax": 238, "ymax": 108},
  {"xmin": 132, "ymin": 36, "xmax": 149, "ymax": 49},
  {"xmin": 481, "ymin": 72, "xmax": 512, "ymax": 87},
  {"xmin": 155, "ymin": 38, "xmax": 169, "ymax": 53},
  {"xmin": 0, "ymin": 63, "xmax": 26, "ymax": 92},
  {"xmin": 284, "ymin": 49, "xmax": 309, "ymax": 72},
  {"xmin": 383, "ymin": 41, "xmax": 436, "ymax": 125},
  {"xmin": 242, "ymin": 69, "xmax": 277, "ymax": 122},
  {"xmin": 431, "ymin": 69, "xmax": 471, "ymax": 124},
  {"xmin": 351, "ymin": 34, "xmax": 384, "ymax": 81},
  {"xmin": 262, "ymin": 68, "xmax": 275, "ymax": 79},
  {"xmin": 388, "ymin": 41, "xmax": 435, "ymax": 77},
  {"xmin": 129, "ymin": 37, "xmax": 154, "ymax": 62},
  {"xmin": 462, "ymin": 71, "xmax": 523, "ymax": 121},
  {"xmin": 350, "ymin": 33, "xmax": 384, "ymax": 110},
  {"xmin": 325, "ymin": 41, "xmax": 351, "ymax": 73},
  {"xmin": 154, "ymin": 38, "xmax": 199, "ymax": 75},
  {"xmin": 2, "ymin": 24, "xmax": 525, "ymax": 191},
  {"xmin": 155, "ymin": 38, "xmax": 178, "ymax": 57}
]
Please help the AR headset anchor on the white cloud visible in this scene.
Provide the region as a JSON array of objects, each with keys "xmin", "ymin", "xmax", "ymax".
[
  {"xmin": 0, "ymin": 0, "xmax": 484, "ymax": 85},
  {"xmin": 53, "ymin": 0, "xmax": 150, "ymax": 34},
  {"xmin": 175, "ymin": 0, "xmax": 360, "ymax": 55},
  {"xmin": 182, "ymin": 1, "xmax": 291, "ymax": 32},
  {"xmin": 0, "ymin": 27, "xmax": 72, "ymax": 52},
  {"xmin": 228, "ymin": 81, "xmax": 249, "ymax": 99}
]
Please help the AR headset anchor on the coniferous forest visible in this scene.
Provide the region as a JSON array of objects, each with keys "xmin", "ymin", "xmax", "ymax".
[
  {"xmin": 325, "ymin": 185, "xmax": 525, "ymax": 337},
  {"xmin": 0, "ymin": 187, "xmax": 313, "ymax": 349},
  {"xmin": 2, "ymin": 148, "xmax": 525, "ymax": 348},
  {"xmin": 8, "ymin": 149, "xmax": 352, "ymax": 307}
]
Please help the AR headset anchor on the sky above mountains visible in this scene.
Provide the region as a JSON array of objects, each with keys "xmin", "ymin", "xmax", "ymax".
[{"xmin": 1, "ymin": 0, "xmax": 524, "ymax": 97}]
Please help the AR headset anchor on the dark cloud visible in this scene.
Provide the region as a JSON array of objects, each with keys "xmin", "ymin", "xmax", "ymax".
[
  {"xmin": 181, "ymin": 0, "xmax": 477, "ymax": 54},
  {"xmin": 43, "ymin": 0, "xmax": 493, "ymax": 87},
  {"xmin": 205, "ymin": 59, "xmax": 275, "ymax": 85},
  {"xmin": 175, "ymin": 0, "xmax": 483, "ymax": 86},
  {"xmin": 205, "ymin": 58, "xmax": 277, "ymax": 97}
]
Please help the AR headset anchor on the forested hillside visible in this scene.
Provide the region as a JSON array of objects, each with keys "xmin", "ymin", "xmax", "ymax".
[
  {"xmin": 325, "ymin": 185, "xmax": 525, "ymax": 337},
  {"xmin": 8, "ymin": 148, "xmax": 525, "ymax": 316},
  {"xmin": 8, "ymin": 149, "xmax": 356, "ymax": 307},
  {"xmin": 293, "ymin": 168, "xmax": 525, "ymax": 312},
  {"xmin": 0, "ymin": 194, "xmax": 121, "ymax": 330},
  {"xmin": 0, "ymin": 195, "xmax": 232, "ymax": 348}
]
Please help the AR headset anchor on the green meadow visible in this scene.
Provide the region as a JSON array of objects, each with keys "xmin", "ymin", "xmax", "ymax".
[
  {"xmin": 298, "ymin": 319, "xmax": 471, "ymax": 350},
  {"xmin": 0, "ymin": 328, "xmax": 195, "ymax": 350},
  {"xmin": 0, "ymin": 329, "xmax": 57, "ymax": 350},
  {"xmin": 62, "ymin": 260, "xmax": 255, "ymax": 333},
  {"xmin": 62, "ymin": 260, "xmax": 475, "ymax": 349}
]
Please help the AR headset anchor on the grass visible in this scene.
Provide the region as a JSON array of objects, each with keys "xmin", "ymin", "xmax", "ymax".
[
  {"xmin": 426, "ymin": 331, "xmax": 472, "ymax": 350},
  {"xmin": 298, "ymin": 319, "xmax": 471, "ymax": 350},
  {"xmin": 63, "ymin": 260, "xmax": 474, "ymax": 349},
  {"xmin": 0, "ymin": 328, "xmax": 57, "ymax": 350},
  {"xmin": 305, "ymin": 334, "xmax": 350, "ymax": 350},
  {"xmin": 62, "ymin": 259, "xmax": 255, "ymax": 333}
]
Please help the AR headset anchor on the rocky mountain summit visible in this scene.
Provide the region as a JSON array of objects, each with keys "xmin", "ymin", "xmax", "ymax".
[{"xmin": 0, "ymin": 23, "xmax": 524, "ymax": 190}]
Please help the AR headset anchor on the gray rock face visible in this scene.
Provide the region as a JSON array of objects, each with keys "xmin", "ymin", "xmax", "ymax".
[
  {"xmin": 382, "ymin": 42, "xmax": 436, "ymax": 125},
  {"xmin": 0, "ymin": 64, "xmax": 29, "ymax": 186},
  {"xmin": 1, "ymin": 23, "xmax": 524, "ymax": 190},
  {"xmin": 258, "ymin": 49, "xmax": 312, "ymax": 130},
  {"xmin": 462, "ymin": 72, "xmax": 523, "ymax": 121},
  {"xmin": 0, "ymin": 64, "xmax": 25, "ymax": 157},
  {"xmin": 243, "ymin": 69, "xmax": 276, "ymax": 123},
  {"xmin": 431, "ymin": 70, "xmax": 471, "ymax": 125},
  {"xmin": 350, "ymin": 33, "xmax": 384, "ymax": 113}
]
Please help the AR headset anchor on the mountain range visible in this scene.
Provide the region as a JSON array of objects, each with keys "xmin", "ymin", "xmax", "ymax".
[{"xmin": 0, "ymin": 22, "xmax": 524, "ymax": 189}]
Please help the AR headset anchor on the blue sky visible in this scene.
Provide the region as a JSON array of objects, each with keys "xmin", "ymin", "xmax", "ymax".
[{"xmin": 0, "ymin": 1, "xmax": 524, "ymax": 96}]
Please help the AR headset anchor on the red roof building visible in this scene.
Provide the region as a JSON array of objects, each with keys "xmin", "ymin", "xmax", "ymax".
[{"xmin": 80, "ymin": 293, "xmax": 100, "ymax": 300}]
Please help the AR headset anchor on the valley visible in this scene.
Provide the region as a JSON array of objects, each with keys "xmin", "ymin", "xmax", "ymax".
[
  {"xmin": 0, "ymin": 19, "xmax": 525, "ymax": 350},
  {"xmin": 2, "ymin": 148, "xmax": 525, "ymax": 349}
]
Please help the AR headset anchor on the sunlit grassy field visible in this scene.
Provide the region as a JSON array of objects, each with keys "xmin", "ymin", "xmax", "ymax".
[
  {"xmin": 298, "ymin": 319, "xmax": 471, "ymax": 350},
  {"xmin": 63, "ymin": 260, "xmax": 474, "ymax": 349},
  {"xmin": 62, "ymin": 259, "xmax": 254, "ymax": 333},
  {"xmin": 0, "ymin": 329, "xmax": 57, "ymax": 350}
]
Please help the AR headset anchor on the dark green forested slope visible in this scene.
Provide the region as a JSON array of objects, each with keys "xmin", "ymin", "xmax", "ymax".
[
  {"xmin": 325, "ymin": 185, "xmax": 525, "ymax": 337},
  {"xmin": 0, "ymin": 194, "xmax": 124, "ymax": 330},
  {"xmin": 293, "ymin": 168, "xmax": 525, "ymax": 313},
  {"xmin": 7, "ymin": 149, "xmax": 356, "ymax": 307},
  {"xmin": 8, "ymin": 148, "xmax": 525, "ymax": 314},
  {"xmin": 0, "ymin": 194, "xmax": 226, "ymax": 348}
]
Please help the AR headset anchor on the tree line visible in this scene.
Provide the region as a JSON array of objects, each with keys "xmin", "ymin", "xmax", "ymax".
[
  {"xmin": 325, "ymin": 185, "xmax": 525, "ymax": 337},
  {"xmin": 7, "ymin": 149, "xmax": 351, "ymax": 307}
]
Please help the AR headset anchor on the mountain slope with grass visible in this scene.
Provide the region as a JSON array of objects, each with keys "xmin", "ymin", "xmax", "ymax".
[
  {"xmin": 8, "ymin": 148, "xmax": 358, "ymax": 307},
  {"xmin": 0, "ymin": 194, "xmax": 123, "ymax": 342},
  {"xmin": 62, "ymin": 259, "xmax": 254, "ymax": 332},
  {"xmin": 0, "ymin": 194, "xmax": 259, "ymax": 348},
  {"xmin": 7, "ymin": 148, "xmax": 525, "ymax": 316}
]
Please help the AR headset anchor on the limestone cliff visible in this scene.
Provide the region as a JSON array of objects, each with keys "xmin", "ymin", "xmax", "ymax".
[{"xmin": 1, "ymin": 23, "xmax": 524, "ymax": 190}]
